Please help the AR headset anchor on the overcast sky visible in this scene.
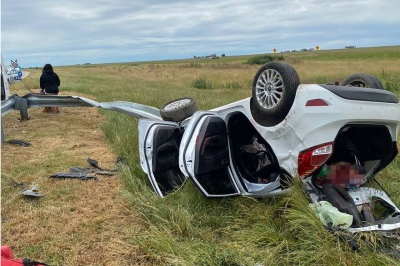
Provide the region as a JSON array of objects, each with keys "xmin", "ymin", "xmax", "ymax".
[{"xmin": 1, "ymin": 0, "xmax": 399, "ymax": 67}]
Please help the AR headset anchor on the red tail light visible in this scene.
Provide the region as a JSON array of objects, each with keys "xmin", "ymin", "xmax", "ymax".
[
  {"xmin": 298, "ymin": 142, "xmax": 333, "ymax": 178},
  {"xmin": 306, "ymin": 99, "xmax": 329, "ymax": 106}
]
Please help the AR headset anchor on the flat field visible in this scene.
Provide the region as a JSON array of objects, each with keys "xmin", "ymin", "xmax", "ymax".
[{"xmin": 1, "ymin": 46, "xmax": 400, "ymax": 265}]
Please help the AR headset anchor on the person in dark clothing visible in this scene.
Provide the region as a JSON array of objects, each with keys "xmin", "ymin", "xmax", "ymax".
[{"xmin": 40, "ymin": 64, "xmax": 60, "ymax": 113}]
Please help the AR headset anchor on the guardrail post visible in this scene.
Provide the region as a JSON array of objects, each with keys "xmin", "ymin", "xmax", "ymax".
[
  {"xmin": 1, "ymin": 121, "xmax": 5, "ymax": 143},
  {"xmin": 15, "ymin": 97, "xmax": 29, "ymax": 120}
]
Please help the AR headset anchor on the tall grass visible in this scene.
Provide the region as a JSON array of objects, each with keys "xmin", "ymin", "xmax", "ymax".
[{"xmin": 379, "ymin": 69, "xmax": 400, "ymax": 94}]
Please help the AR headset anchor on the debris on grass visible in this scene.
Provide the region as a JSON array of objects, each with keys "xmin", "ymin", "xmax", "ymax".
[
  {"xmin": 50, "ymin": 157, "xmax": 125, "ymax": 181},
  {"xmin": 5, "ymin": 139, "xmax": 32, "ymax": 147},
  {"xmin": 50, "ymin": 172, "xmax": 98, "ymax": 181},
  {"xmin": 21, "ymin": 183, "xmax": 45, "ymax": 197}
]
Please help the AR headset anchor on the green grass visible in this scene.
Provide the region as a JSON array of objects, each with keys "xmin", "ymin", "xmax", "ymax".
[
  {"xmin": 223, "ymin": 81, "xmax": 244, "ymax": 90},
  {"xmin": 5, "ymin": 46, "xmax": 400, "ymax": 265},
  {"xmin": 378, "ymin": 68, "xmax": 400, "ymax": 94},
  {"xmin": 279, "ymin": 45, "xmax": 400, "ymax": 61},
  {"xmin": 191, "ymin": 76, "xmax": 213, "ymax": 90}
]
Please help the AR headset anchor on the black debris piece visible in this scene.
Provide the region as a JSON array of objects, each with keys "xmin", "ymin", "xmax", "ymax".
[
  {"xmin": 87, "ymin": 157, "xmax": 125, "ymax": 173},
  {"xmin": 95, "ymin": 170, "xmax": 116, "ymax": 176},
  {"xmin": 71, "ymin": 165, "xmax": 116, "ymax": 176},
  {"xmin": 5, "ymin": 139, "xmax": 32, "ymax": 147},
  {"xmin": 50, "ymin": 172, "xmax": 98, "ymax": 181},
  {"xmin": 22, "ymin": 258, "xmax": 50, "ymax": 266},
  {"xmin": 51, "ymin": 157, "xmax": 123, "ymax": 181},
  {"xmin": 69, "ymin": 166, "xmax": 94, "ymax": 174},
  {"xmin": 87, "ymin": 158, "xmax": 103, "ymax": 170}
]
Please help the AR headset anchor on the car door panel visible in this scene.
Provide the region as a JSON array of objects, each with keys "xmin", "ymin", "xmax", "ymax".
[
  {"xmin": 181, "ymin": 114, "xmax": 240, "ymax": 197},
  {"xmin": 139, "ymin": 119, "xmax": 186, "ymax": 197}
]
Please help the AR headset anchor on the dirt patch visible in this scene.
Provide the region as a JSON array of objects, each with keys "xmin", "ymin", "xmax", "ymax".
[{"xmin": 1, "ymin": 103, "xmax": 149, "ymax": 265}]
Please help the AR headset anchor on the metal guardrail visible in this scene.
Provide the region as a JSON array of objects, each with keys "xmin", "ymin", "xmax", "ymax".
[
  {"xmin": 1, "ymin": 93, "xmax": 163, "ymax": 143},
  {"xmin": 1, "ymin": 94, "xmax": 96, "ymax": 118}
]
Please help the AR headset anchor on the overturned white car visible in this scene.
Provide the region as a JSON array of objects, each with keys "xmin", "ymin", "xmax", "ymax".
[{"xmin": 138, "ymin": 62, "xmax": 400, "ymax": 235}]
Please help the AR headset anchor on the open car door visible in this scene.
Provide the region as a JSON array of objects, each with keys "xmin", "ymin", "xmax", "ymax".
[
  {"xmin": 179, "ymin": 112, "xmax": 241, "ymax": 197},
  {"xmin": 138, "ymin": 119, "xmax": 187, "ymax": 197}
]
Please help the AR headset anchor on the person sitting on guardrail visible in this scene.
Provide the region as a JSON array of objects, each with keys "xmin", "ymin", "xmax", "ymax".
[{"xmin": 40, "ymin": 63, "xmax": 60, "ymax": 113}]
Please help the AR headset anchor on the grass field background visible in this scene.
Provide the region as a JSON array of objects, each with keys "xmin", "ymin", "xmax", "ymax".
[{"xmin": 2, "ymin": 46, "xmax": 400, "ymax": 265}]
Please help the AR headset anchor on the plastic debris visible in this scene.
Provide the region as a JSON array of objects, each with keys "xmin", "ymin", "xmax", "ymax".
[
  {"xmin": 309, "ymin": 201, "xmax": 353, "ymax": 229},
  {"xmin": 51, "ymin": 157, "xmax": 123, "ymax": 181},
  {"xmin": 69, "ymin": 166, "xmax": 94, "ymax": 173},
  {"xmin": 21, "ymin": 183, "xmax": 45, "ymax": 197},
  {"xmin": 50, "ymin": 172, "xmax": 98, "ymax": 181},
  {"xmin": 87, "ymin": 158, "xmax": 103, "ymax": 170}
]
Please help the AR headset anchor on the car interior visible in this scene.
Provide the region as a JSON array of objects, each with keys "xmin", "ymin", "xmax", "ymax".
[
  {"xmin": 227, "ymin": 112, "xmax": 281, "ymax": 191},
  {"xmin": 152, "ymin": 126, "xmax": 186, "ymax": 195}
]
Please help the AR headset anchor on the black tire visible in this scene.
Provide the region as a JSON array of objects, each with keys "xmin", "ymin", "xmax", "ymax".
[
  {"xmin": 251, "ymin": 62, "xmax": 300, "ymax": 126},
  {"xmin": 341, "ymin": 73, "xmax": 384, "ymax": 89},
  {"xmin": 160, "ymin": 97, "xmax": 197, "ymax": 122}
]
